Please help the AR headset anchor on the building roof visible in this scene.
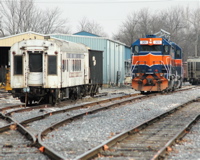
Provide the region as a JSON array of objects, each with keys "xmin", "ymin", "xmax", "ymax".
[
  {"xmin": 73, "ymin": 31, "xmax": 100, "ymax": 37},
  {"xmin": 0, "ymin": 31, "xmax": 46, "ymax": 40},
  {"xmin": 0, "ymin": 31, "xmax": 47, "ymax": 47}
]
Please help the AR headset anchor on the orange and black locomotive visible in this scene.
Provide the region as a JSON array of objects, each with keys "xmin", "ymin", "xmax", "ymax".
[{"xmin": 131, "ymin": 34, "xmax": 183, "ymax": 93}]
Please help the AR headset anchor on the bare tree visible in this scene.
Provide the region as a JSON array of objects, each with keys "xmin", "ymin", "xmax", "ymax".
[
  {"xmin": 0, "ymin": 0, "xmax": 70, "ymax": 35},
  {"xmin": 0, "ymin": 16, "xmax": 4, "ymax": 37},
  {"xmin": 187, "ymin": 7, "xmax": 200, "ymax": 57},
  {"xmin": 113, "ymin": 9, "xmax": 154, "ymax": 46},
  {"xmin": 113, "ymin": 12, "xmax": 139, "ymax": 46},
  {"xmin": 159, "ymin": 7, "xmax": 185, "ymax": 43},
  {"xmin": 113, "ymin": 7, "xmax": 187, "ymax": 48},
  {"xmin": 137, "ymin": 8, "xmax": 152, "ymax": 36},
  {"xmin": 77, "ymin": 17, "xmax": 107, "ymax": 37}
]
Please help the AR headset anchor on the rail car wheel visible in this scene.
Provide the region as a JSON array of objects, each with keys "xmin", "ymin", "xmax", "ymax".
[
  {"xmin": 69, "ymin": 88, "xmax": 78, "ymax": 100},
  {"xmin": 48, "ymin": 95, "xmax": 54, "ymax": 105}
]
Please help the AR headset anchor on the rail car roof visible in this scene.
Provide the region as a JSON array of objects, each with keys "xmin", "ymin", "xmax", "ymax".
[
  {"xmin": 187, "ymin": 58, "xmax": 200, "ymax": 62},
  {"xmin": 11, "ymin": 38, "xmax": 89, "ymax": 53}
]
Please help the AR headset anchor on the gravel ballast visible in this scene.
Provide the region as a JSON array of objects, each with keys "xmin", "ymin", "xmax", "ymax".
[
  {"xmin": 42, "ymin": 87, "xmax": 200, "ymax": 159},
  {"xmin": 166, "ymin": 120, "xmax": 200, "ymax": 160}
]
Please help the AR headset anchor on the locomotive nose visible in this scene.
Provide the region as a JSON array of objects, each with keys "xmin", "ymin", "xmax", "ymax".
[{"xmin": 146, "ymin": 78, "xmax": 154, "ymax": 86}]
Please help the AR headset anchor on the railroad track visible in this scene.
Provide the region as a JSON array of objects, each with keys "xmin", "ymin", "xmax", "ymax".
[
  {"xmin": 24, "ymin": 87, "xmax": 198, "ymax": 159},
  {"xmin": 76, "ymin": 98, "xmax": 200, "ymax": 160},
  {"xmin": 0, "ymin": 91, "xmax": 144, "ymax": 159},
  {"xmin": 0, "ymin": 86, "xmax": 198, "ymax": 159},
  {"xmin": 0, "ymin": 113, "xmax": 51, "ymax": 160},
  {"xmin": 4, "ymin": 85, "xmax": 196, "ymax": 119}
]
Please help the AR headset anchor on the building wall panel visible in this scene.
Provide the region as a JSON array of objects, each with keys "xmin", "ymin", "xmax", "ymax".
[{"xmin": 51, "ymin": 34, "xmax": 129, "ymax": 85}]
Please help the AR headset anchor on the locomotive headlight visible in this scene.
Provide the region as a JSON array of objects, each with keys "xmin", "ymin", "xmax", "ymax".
[
  {"xmin": 160, "ymin": 73, "xmax": 163, "ymax": 76},
  {"xmin": 136, "ymin": 73, "xmax": 140, "ymax": 77},
  {"xmin": 155, "ymin": 69, "xmax": 158, "ymax": 73}
]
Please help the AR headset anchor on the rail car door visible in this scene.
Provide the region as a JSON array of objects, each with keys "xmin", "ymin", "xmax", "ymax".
[{"xmin": 27, "ymin": 51, "xmax": 43, "ymax": 86}]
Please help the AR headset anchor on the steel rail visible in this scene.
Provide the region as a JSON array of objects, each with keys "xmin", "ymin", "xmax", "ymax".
[
  {"xmin": 33, "ymin": 87, "xmax": 195, "ymax": 136},
  {"xmin": 3, "ymin": 86, "xmax": 195, "ymax": 116},
  {"xmin": 75, "ymin": 98, "xmax": 198, "ymax": 160},
  {"xmin": 5, "ymin": 104, "xmax": 53, "ymax": 116},
  {"xmin": 0, "ymin": 104, "xmax": 25, "ymax": 112},
  {"xmin": 18, "ymin": 93, "xmax": 144, "ymax": 125},
  {"xmin": 151, "ymin": 115, "xmax": 200, "ymax": 160},
  {"xmin": 15, "ymin": 86, "xmax": 195, "ymax": 126},
  {"xmin": 0, "ymin": 112, "xmax": 64, "ymax": 160},
  {"xmin": 0, "ymin": 86, "xmax": 196, "ymax": 160}
]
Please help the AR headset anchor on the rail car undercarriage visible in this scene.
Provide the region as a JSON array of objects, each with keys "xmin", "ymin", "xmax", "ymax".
[{"xmin": 12, "ymin": 84, "xmax": 102, "ymax": 105}]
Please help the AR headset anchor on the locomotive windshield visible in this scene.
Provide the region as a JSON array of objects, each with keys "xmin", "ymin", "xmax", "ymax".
[
  {"xmin": 140, "ymin": 45, "xmax": 161, "ymax": 51},
  {"xmin": 132, "ymin": 46, "xmax": 139, "ymax": 55}
]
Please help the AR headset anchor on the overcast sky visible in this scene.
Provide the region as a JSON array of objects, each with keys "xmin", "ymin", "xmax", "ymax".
[{"xmin": 35, "ymin": 0, "xmax": 199, "ymax": 37}]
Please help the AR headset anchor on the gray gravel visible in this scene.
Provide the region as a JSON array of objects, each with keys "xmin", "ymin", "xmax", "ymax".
[
  {"xmin": 166, "ymin": 120, "xmax": 200, "ymax": 160},
  {"xmin": 42, "ymin": 87, "xmax": 200, "ymax": 160},
  {"xmin": 0, "ymin": 130, "xmax": 49, "ymax": 160},
  {"xmin": 0, "ymin": 119, "xmax": 9, "ymax": 127}
]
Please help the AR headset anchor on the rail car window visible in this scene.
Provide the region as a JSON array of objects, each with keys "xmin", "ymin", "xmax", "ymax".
[
  {"xmin": 14, "ymin": 56, "xmax": 23, "ymax": 75},
  {"xmin": 75, "ymin": 60, "xmax": 81, "ymax": 71},
  {"xmin": 189, "ymin": 62, "xmax": 193, "ymax": 71},
  {"xmin": 140, "ymin": 45, "xmax": 161, "ymax": 51},
  {"xmin": 72, "ymin": 60, "xmax": 81, "ymax": 71},
  {"xmin": 48, "ymin": 56, "xmax": 57, "ymax": 75},
  {"xmin": 62, "ymin": 60, "xmax": 66, "ymax": 72},
  {"xmin": 29, "ymin": 53, "xmax": 42, "ymax": 72},
  {"xmin": 196, "ymin": 62, "xmax": 200, "ymax": 71}
]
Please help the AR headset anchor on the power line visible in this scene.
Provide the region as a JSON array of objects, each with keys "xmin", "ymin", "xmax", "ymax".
[
  {"xmin": 33, "ymin": 0, "xmax": 178, "ymax": 4},
  {"xmin": 1, "ymin": 0, "xmax": 190, "ymax": 4}
]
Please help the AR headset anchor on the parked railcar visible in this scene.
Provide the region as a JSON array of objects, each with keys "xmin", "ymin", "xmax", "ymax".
[
  {"xmin": 10, "ymin": 38, "xmax": 103, "ymax": 105},
  {"xmin": 187, "ymin": 58, "xmax": 200, "ymax": 85},
  {"xmin": 131, "ymin": 35, "xmax": 183, "ymax": 93}
]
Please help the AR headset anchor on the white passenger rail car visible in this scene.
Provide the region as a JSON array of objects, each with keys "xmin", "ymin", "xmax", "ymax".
[{"xmin": 10, "ymin": 38, "xmax": 102, "ymax": 105}]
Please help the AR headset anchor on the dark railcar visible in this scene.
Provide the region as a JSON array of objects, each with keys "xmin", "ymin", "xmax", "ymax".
[
  {"xmin": 89, "ymin": 50, "xmax": 103, "ymax": 85},
  {"xmin": 187, "ymin": 58, "xmax": 200, "ymax": 85}
]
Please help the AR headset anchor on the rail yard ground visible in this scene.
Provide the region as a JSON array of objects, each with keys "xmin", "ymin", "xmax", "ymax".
[{"xmin": 0, "ymin": 83, "xmax": 200, "ymax": 159}]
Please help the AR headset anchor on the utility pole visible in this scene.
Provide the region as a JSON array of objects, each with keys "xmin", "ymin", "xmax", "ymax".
[{"xmin": 195, "ymin": 33, "xmax": 198, "ymax": 57}]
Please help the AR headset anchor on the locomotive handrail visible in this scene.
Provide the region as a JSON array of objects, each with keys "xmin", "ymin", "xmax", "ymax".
[
  {"xmin": 166, "ymin": 57, "xmax": 172, "ymax": 79},
  {"xmin": 160, "ymin": 60, "xmax": 169, "ymax": 79},
  {"xmin": 131, "ymin": 61, "xmax": 146, "ymax": 72},
  {"xmin": 131, "ymin": 61, "xmax": 139, "ymax": 72}
]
